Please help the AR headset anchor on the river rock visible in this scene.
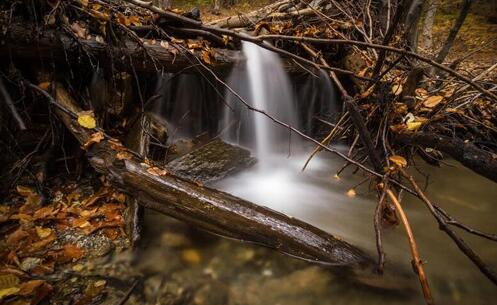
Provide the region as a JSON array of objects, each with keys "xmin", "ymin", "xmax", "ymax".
[{"xmin": 167, "ymin": 138, "xmax": 256, "ymax": 184}]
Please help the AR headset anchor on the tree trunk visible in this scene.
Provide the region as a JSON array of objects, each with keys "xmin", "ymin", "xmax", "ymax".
[
  {"xmin": 421, "ymin": 0, "xmax": 438, "ymax": 52},
  {"xmin": 435, "ymin": 0, "xmax": 472, "ymax": 63},
  {"xmin": 1, "ymin": 24, "xmax": 241, "ymax": 73},
  {"xmin": 405, "ymin": 0, "xmax": 424, "ymax": 51}
]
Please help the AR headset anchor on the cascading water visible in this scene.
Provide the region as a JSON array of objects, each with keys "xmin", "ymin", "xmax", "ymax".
[{"xmin": 222, "ymin": 42, "xmax": 299, "ymax": 161}]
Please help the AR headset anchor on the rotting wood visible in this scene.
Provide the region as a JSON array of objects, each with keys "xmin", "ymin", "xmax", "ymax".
[{"xmin": 50, "ymin": 82, "xmax": 369, "ymax": 266}]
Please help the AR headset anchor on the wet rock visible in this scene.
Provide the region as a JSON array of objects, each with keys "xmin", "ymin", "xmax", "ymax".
[
  {"xmin": 144, "ymin": 274, "xmax": 164, "ymax": 302},
  {"xmin": 230, "ymin": 266, "xmax": 333, "ymax": 305},
  {"xmin": 193, "ymin": 281, "xmax": 229, "ymax": 305},
  {"xmin": 160, "ymin": 231, "xmax": 192, "ymax": 248},
  {"xmin": 167, "ymin": 138, "xmax": 256, "ymax": 183}
]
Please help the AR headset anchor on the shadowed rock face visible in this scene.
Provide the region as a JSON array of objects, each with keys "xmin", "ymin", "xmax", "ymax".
[{"xmin": 167, "ymin": 138, "xmax": 256, "ymax": 184}]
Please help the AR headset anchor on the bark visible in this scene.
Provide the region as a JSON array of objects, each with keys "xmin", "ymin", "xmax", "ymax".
[
  {"xmin": 435, "ymin": 0, "xmax": 472, "ymax": 63},
  {"xmin": 405, "ymin": 0, "xmax": 424, "ymax": 51},
  {"xmin": 397, "ymin": 132, "xmax": 497, "ymax": 183},
  {"xmin": 421, "ymin": 0, "xmax": 437, "ymax": 51},
  {"xmin": 208, "ymin": 0, "xmax": 296, "ymax": 28},
  {"xmin": 51, "ymin": 82, "xmax": 369, "ymax": 266},
  {"xmin": 0, "ymin": 24, "xmax": 242, "ymax": 73}
]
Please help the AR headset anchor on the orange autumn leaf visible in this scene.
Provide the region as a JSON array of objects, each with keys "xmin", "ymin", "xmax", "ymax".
[
  {"xmin": 82, "ymin": 131, "xmax": 104, "ymax": 150},
  {"xmin": 62, "ymin": 244, "xmax": 85, "ymax": 261},
  {"xmin": 389, "ymin": 155, "xmax": 407, "ymax": 168},
  {"xmin": 147, "ymin": 166, "xmax": 168, "ymax": 176}
]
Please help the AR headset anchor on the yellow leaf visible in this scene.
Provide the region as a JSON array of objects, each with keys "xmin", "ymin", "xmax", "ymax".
[
  {"xmin": 80, "ymin": 0, "xmax": 89, "ymax": 7},
  {"xmin": 72, "ymin": 264, "xmax": 84, "ymax": 272},
  {"xmin": 407, "ymin": 121, "xmax": 422, "ymax": 131},
  {"xmin": 0, "ymin": 287, "xmax": 20, "ymax": 299},
  {"xmin": 35, "ymin": 226, "xmax": 52, "ymax": 239},
  {"xmin": 423, "ymin": 95, "xmax": 443, "ymax": 108},
  {"xmin": 222, "ymin": 35, "xmax": 229, "ymax": 45},
  {"xmin": 389, "ymin": 155, "xmax": 407, "ymax": 168},
  {"xmin": 0, "ymin": 274, "xmax": 20, "ymax": 289},
  {"xmin": 346, "ymin": 189, "xmax": 356, "ymax": 197},
  {"xmin": 77, "ymin": 111, "xmax": 96, "ymax": 129},
  {"xmin": 391, "ymin": 83, "xmax": 402, "ymax": 96}
]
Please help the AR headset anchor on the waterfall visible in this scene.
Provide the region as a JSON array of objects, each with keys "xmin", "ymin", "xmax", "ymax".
[{"xmin": 222, "ymin": 42, "xmax": 299, "ymax": 161}]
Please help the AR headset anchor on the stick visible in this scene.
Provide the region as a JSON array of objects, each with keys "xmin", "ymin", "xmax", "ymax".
[
  {"xmin": 386, "ymin": 188, "xmax": 434, "ymax": 305},
  {"xmin": 256, "ymin": 35, "xmax": 497, "ymax": 101},
  {"xmin": 0, "ymin": 78, "xmax": 26, "ymax": 130},
  {"xmin": 399, "ymin": 168, "xmax": 497, "ymax": 285}
]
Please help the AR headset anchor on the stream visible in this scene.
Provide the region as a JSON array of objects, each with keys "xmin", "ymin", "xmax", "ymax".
[{"xmin": 121, "ymin": 42, "xmax": 497, "ymax": 305}]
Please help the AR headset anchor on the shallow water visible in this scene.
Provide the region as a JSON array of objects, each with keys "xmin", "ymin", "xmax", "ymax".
[{"xmin": 211, "ymin": 147, "xmax": 497, "ymax": 304}]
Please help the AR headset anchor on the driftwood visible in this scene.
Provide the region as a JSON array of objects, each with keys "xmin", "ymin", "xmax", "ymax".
[
  {"xmin": 49, "ymin": 82, "xmax": 368, "ymax": 266},
  {"xmin": 1, "ymin": 24, "xmax": 242, "ymax": 73}
]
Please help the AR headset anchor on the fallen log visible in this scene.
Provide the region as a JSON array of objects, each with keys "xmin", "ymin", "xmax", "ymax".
[
  {"xmin": 397, "ymin": 132, "xmax": 497, "ymax": 183},
  {"xmin": 1, "ymin": 24, "xmax": 242, "ymax": 73},
  {"xmin": 47, "ymin": 82, "xmax": 368, "ymax": 266}
]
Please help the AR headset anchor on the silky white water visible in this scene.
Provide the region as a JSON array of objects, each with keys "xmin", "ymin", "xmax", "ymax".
[{"xmin": 215, "ymin": 42, "xmax": 497, "ymax": 303}]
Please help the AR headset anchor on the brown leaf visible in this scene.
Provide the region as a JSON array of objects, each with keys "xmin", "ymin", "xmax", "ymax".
[
  {"xmin": 423, "ymin": 96, "xmax": 443, "ymax": 108},
  {"xmin": 6, "ymin": 228, "xmax": 29, "ymax": 246},
  {"xmin": 147, "ymin": 166, "xmax": 168, "ymax": 176},
  {"xmin": 82, "ymin": 131, "xmax": 104, "ymax": 150},
  {"xmin": 27, "ymin": 234, "xmax": 56, "ymax": 252},
  {"xmin": 62, "ymin": 244, "xmax": 85, "ymax": 262},
  {"xmin": 116, "ymin": 151, "xmax": 132, "ymax": 160},
  {"xmin": 71, "ymin": 22, "xmax": 87, "ymax": 39},
  {"xmin": 37, "ymin": 82, "xmax": 51, "ymax": 91}
]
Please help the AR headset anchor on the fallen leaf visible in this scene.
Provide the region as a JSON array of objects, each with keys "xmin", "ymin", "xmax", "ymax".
[
  {"xmin": 181, "ymin": 249, "xmax": 201, "ymax": 264},
  {"xmin": 116, "ymin": 151, "xmax": 132, "ymax": 160},
  {"xmin": 391, "ymin": 83, "xmax": 402, "ymax": 96},
  {"xmin": 6, "ymin": 228, "xmax": 29, "ymax": 245},
  {"xmin": 94, "ymin": 280, "xmax": 106, "ymax": 287},
  {"xmin": 27, "ymin": 235, "xmax": 56, "ymax": 252},
  {"xmin": 0, "ymin": 274, "xmax": 20, "ymax": 289},
  {"xmin": 38, "ymin": 82, "xmax": 51, "ymax": 91},
  {"xmin": 18, "ymin": 280, "xmax": 44, "ymax": 295},
  {"xmin": 0, "ymin": 287, "xmax": 20, "ymax": 299},
  {"xmin": 35, "ymin": 226, "xmax": 52, "ymax": 239},
  {"xmin": 407, "ymin": 121, "xmax": 422, "ymax": 131},
  {"xmin": 77, "ymin": 111, "xmax": 96, "ymax": 129},
  {"xmin": 423, "ymin": 95, "xmax": 443, "ymax": 108},
  {"xmin": 147, "ymin": 167, "xmax": 168, "ymax": 176},
  {"xmin": 201, "ymin": 50, "xmax": 212, "ymax": 65},
  {"xmin": 389, "ymin": 155, "xmax": 407, "ymax": 168},
  {"xmin": 82, "ymin": 131, "xmax": 104, "ymax": 150},
  {"xmin": 62, "ymin": 244, "xmax": 85, "ymax": 262},
  {"xmin": 72, "ymin": 264, "xmax": 84, "ymax": 272}
]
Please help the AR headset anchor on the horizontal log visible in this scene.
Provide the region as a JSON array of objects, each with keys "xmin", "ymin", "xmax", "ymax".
[
  {"xmin": 397, "ymin": 132, "xmax": 497, "ymax": 183},
  {"xmin": 51, "ymin": 82, "xmax": 368, "ymax": 266},
  {"xmin": 1, "ymin": 24, "xmax": 242, "ymax": 73}
]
